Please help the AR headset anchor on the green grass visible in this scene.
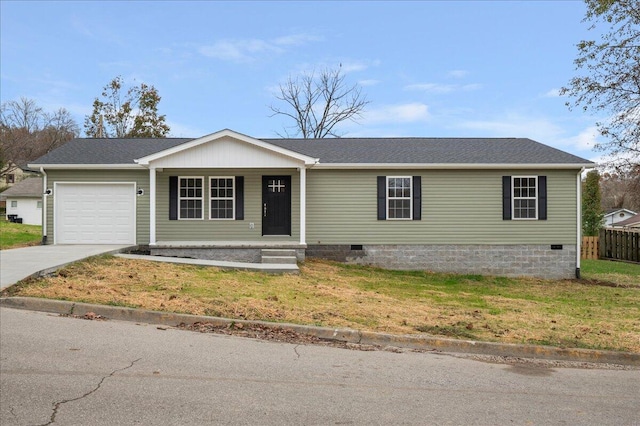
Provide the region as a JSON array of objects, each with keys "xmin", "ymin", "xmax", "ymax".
[
  {"xmin": 0, "ymin": 220, "xmax": 42, "ymax": 250},
  {"xmin": 581, "ymin": 259, "xmax": 640, "ymax": 286}
]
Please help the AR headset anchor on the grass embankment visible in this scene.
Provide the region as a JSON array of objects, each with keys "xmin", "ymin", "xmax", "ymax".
[
  {"xmin": 0, "ymin": 220, "xmax": 42, "ymax": 250},
  {"xmin": 3, "ymin": 256, "xmax": 639, "ymax": 352}
]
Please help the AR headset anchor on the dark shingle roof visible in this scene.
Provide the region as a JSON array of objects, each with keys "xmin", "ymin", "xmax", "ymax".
[
  {"xmin": 30, "ymin": 136, "xmax": 592, "ymax": 166},
  {"xmin": 31, "ymin": 138, "xmax": 191, "ymax": 165},
  {"xmin": 0, "ymin": 177, "xmax": 42, "ymax": 198},
  {"xmin": 265, "ymin": 137, "xmax": 591, "ymax": 164}
]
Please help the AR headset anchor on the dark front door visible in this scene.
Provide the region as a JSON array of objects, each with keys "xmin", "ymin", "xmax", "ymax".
[{"xmin": 262, "ymin": 176, "xmax": 291, "ymax": 236}]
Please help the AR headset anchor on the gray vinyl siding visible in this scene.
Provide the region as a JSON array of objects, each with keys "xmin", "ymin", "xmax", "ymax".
[
  {"xmin": 306, "ymin": 169, "xmax": 579, "ymax": 245},
  {"xmin": 44, "ymin": 169, "xmax": 150, "ymax": 244},
  {"xmin": 155, "ymin": 169, "xmax": 300, "ymax": 243}
]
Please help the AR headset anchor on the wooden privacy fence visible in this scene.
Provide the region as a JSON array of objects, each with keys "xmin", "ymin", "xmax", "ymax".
[
  {"xmin": 599, "ymin": 228, "xmax": 640, "ymax": 263},
  {"xmin": 581, "ymin": 236, "xmax": 599, "ymax": 259}
]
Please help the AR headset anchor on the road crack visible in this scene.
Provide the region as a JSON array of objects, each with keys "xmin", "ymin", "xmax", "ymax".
[
  {"xmin": 293, "ymin": 344, "xmax": 301, "ymax": 359},
  {"xmin": 38, "ymin": 358, "xmax": 141, "ymax": 426}
]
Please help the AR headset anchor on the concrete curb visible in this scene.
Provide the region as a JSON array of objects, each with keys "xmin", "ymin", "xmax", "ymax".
[{"xmin": 1, "ymin": 296, "xmax": 638, "ymax": 366}]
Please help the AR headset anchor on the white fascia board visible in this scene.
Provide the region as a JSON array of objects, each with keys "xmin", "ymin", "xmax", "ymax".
[
  {"xmin": 135, "ymin": 128, "xmax": 318, "ymax": 166},
  {"xmin": 312, "ymin": 162, "xmax": 596, "ymax": 170},
  {"xmin": 28, "ymin": 164, "xmax": 144, "ymax": 170}
]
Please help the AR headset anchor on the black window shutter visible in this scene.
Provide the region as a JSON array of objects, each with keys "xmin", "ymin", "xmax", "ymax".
[
  {"xmin": 412, "ymin": 176, "xmax": 421, "ymax": 220},
  {"xmin": 377, "ymin": 176, "xmax": 386, "ymax": 220},
  {"xmin": 502, "ymin": 176, "xmax": 512, "ymax": 220},
  {"xmin": 538, "ymin": 176, "xmax": 547, "ymax": 220},
  {"xmin": 235, "ymin": 176, "xmax": 244, "ymax": 220},
  {"xmin": 169, "ymin": 176, "xmax": 178, "ymax": 220}
]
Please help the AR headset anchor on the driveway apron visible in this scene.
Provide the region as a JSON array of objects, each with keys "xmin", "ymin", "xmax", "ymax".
[{"xmin": 0, "ymin": 245, "xmax": 132, "ymax": 289}]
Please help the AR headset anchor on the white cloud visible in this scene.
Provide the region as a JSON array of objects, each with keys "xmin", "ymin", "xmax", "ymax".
[
  {"xmin": 363, "ymin": 103, "xmax": 430, "ymax": 124},
  {"xmin": 459, "ymin": 115, "xmax": 564, "ymax": 140},
  {"xmin": 198, "ymin": 33, "xmax": 320, "ymax": 63},
  {"xmin": 542, "ymin": 88, "xmax": 561, "ymax": 98},
  {"xmin": 358, "ymin": 79, "xmax": 380, "ymax": 86},
  {"xmin": 558, "ymin": 126, "xmax": 599, "ymax": 151},
  {"xmin": 456, "ymin": 114, "xmax": 607, "ymax": 160},
  {"xmin": 272, "ymin": 33, "xmax": 322, "ymax": 46},
  {"xmin": 405, "ymin": 83, "xmax": 481, "ymax": 93},
  {"xmin": 199, "ymin": 39, "xmax": 276, "ymax": 62},
  {"xmin": 166, "ymin": 120, "xmax": 205, "ymax": 138},
  {"xmin": 448, "ymin": 70, "xmax": 469, "ymax": 78}
]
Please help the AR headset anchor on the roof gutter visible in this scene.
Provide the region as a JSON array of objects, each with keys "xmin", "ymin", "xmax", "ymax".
[
  {"xmin": 28, "ymin": 164, "xmax": 144, "ymax": 170},
  {"xmin": 312, "ymin": 163, "xmax": 596, "ymax": 170}
]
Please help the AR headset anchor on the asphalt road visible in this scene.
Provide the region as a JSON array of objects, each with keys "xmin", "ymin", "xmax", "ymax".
[{"xmin": 1, "ymin": 307, "xmax": 638, "ymax": 426}]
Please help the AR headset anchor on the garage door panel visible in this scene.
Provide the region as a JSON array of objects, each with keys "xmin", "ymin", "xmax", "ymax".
[{"xmin": 55, "ymin": 183, "xmax": 135, "ymax": 244}]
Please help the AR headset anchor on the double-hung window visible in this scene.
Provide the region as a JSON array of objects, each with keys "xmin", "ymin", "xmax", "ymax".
[
  {"xmin": 210, "ymin": 177, "xmax": 234, "ymax": 219},
  {"xmin": 512, "ymin": 176, "xmax": 537, "ymax": 220},
  {"xmin": 178, "ymin": 177, "xmax": 203, "ymax": 219},
  {"xmin": 377, "ymin": 176, "xmax": 421, "ymax": 221},
  {"xmin": 387, "ymin": 176, "xmax": 412, "ymax": 220},
  {"xmin": 503, "ymin": 175, "xmax": 547, "ymax": 221}
]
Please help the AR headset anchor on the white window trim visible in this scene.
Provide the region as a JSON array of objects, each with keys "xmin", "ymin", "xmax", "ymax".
[
  {"xmin": 512, "ymin": 175, "xmax": 538, "ymax": 220},
  {"xmin": 386, "ymin": 176, "xmax": 413, "ymax": 221},
  {"xmin": 178, "ymin": 176, "xmax": 204, "ymax": 220},
  {"xmin": 10, "ymin": 200, "xmax": 17, "ymax": 207},
  {"xmin": 209, "ymin": 176, "xmax": 235, "ymax": 220}
]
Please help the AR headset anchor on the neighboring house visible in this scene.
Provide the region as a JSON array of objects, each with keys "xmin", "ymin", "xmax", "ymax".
[
  {"xmin": 28, "ymin": 129, "xmax": 594, "ymax": 279},
  {"xmin": 0, "ymin": 162, "xmax": 39, "ymax": 191},
  {"xmin": 0, "ymin": 177, "xmax": 43, "ymax": 225},
  {"xmin": 612, "ymin": 214, "xmax": 640, "ymax": 230},
  {"xmin": 603, "ymin": 208, "xmax": 637, "ymax": 227}
]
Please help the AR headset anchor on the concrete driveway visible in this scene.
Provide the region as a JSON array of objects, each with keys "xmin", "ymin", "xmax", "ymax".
[{"xmin": 0, "ymin": 245, "xmax": 133, "ymax": 289}]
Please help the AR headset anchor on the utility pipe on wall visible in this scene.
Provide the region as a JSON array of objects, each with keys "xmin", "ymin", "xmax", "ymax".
[{"xmin": 40, "ymin": 167, "xmax": 48, "ymax": 244}]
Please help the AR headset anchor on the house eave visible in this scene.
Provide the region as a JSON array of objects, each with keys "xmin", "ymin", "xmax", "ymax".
[
  {"xmin": 28, "ymin": 163, "xmax": 144, "ymax": 170},
  {"xmin": 312, "ymin": 162, "xmax": 595, "ymax": 170}
]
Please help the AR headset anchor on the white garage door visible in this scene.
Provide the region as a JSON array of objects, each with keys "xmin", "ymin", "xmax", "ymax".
[{"xmin": 55, "ymin": 183, "xmax": 136, "ymax": 244}]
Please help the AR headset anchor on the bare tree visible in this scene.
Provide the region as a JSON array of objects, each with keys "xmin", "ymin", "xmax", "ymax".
[
  {"xmin": 560, "ymin": 0, "xmax": 640, "ymax": 166},
  {"xmin": 600, "ymin": 165, "xmax": 640, "ymax": 212},
  {"xmin": 269, "ymin": 66, "xmax": 369, "ymax": 138},
  {"xmin": 84, "ymin": 76, "xmax": 170, "ymax": 138},
  {"xmin": 0, "ymin": 98, "xmax": 79, "ymax": 175}
]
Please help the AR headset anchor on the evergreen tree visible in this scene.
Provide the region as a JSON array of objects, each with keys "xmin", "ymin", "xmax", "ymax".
[{"xmin": 582, "ymin": 170, "xmax": 604, "ymax": 236}]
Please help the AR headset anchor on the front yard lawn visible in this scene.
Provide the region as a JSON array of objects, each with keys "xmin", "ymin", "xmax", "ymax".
[
  {"xmin": 581, "ymin": 259, "xmax": 640, "ymax": 287},
  {"xmin": 3, "ymin": 256, "xmax": 639, "ymax": 352},
  {"xmin": 0, "ymin": 220, "xmax": 42, "ymax": 250}
]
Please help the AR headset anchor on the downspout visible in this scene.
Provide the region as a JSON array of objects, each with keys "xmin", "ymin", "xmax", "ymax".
[
  {"xmin": 40, "ymin": 167, "xmax": 48, "ymax": 245},
  {"xmin": 576, "ymin": 169, "xmax": 583, "ymax": 279}
]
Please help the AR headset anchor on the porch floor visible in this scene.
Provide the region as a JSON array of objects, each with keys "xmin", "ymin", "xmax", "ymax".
[{"xmin": 115, "ymin": 253, "xmax": 299, "ymax": 274}]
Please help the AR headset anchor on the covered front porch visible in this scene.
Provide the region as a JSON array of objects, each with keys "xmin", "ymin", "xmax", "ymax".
[{"xmin": 134, "ymin": 130, "xmax": 318, "ymax": 264}]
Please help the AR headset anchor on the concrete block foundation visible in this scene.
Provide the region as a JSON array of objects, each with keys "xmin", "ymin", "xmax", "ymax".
[{"xmin": 306, "ymin": 244, "xmax": 577, "ymax": 279}]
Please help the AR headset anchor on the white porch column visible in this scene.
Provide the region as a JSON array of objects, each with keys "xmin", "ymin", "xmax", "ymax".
[
  {"xmin": 299, "ymin": 166, "xmax": 306, "ymax": 245},
  {"xmin": 149, "ymin": 167, "xmax": 157, "ymax": 245}
]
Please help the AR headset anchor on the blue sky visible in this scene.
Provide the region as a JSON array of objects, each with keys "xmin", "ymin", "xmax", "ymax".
[{"xmin": 1, "ymin": 1, "xmax": 603, "ymax": 161}]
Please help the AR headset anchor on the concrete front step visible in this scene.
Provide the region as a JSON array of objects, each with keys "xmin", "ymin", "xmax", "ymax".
[
  {"xmin": 260, "ymin": 249, "xmax": 298, "ymax": 265},
  {"xmin": 260, "ymin": 249, "xmax": 297, "ymax": 257},
  {"xmin": 261, "ymin": 256, "xmax": 298, "ymax": 265}
]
